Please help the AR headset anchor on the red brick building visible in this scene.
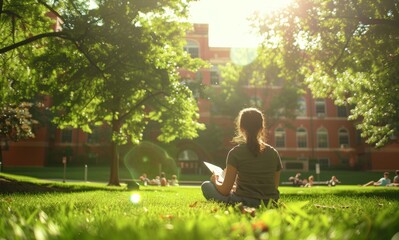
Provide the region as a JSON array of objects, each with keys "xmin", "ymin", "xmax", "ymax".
[
  {"xmin": 2, "ymin": 23, "xmax": 399, "ymax": 172},
  {"xmin": 179, "ymin": 24, "xmax": 399, "ymax": 172}
]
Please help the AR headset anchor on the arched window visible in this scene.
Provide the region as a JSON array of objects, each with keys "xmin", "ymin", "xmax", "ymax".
[
  {"xmin": 178, "ymin": 149, "xmax": 199, "ymax": 161},
  {"xmin": 275, "ymin": 128, "xmax": 286, "ymax": 148},
  {"xmin": 317, "ymin": 128, "xmax": 329, "ymax": 148},
  {"xmin": 296, "ymin": 128, "xmax": 307, "ymax": 148},
  {"xmin": 184, "ymin": 40, "xmax": 199, "ymax": 58},
  {"xmin": 297, "ymin": 98, "xmax": 307, "ymax": 117},
  {"xmin": 339, "ymin": 128, "xmax": 350, "ymax": 147}
]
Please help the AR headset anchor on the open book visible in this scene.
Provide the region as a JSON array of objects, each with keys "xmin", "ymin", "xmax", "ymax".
[{"xmin": 203, "ymin": 161, "xmax": 225, "ymax": 181}]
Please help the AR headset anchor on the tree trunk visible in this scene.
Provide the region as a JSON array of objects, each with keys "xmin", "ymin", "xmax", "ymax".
[
  {"xmin": 108, "ymin": 120, "xmax": 121, "ymax": 186},
  {"xmin": 0, "ymin": 147, "xmax": 3, "ymax": 172}
]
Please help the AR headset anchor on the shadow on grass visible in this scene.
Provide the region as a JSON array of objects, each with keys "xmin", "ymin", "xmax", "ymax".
[
  {"xmin": 0, "ymin": 174, "xmax": 126, "ymax": 195},
  {"xmin": 0, "ymin": 174, "xmax": 184, "ymax": 195}
]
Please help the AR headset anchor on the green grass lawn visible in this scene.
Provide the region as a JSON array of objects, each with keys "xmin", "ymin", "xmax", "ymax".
[{"xmin": 1, "ymin": 173, "xmax": 398, "ymax": 240}]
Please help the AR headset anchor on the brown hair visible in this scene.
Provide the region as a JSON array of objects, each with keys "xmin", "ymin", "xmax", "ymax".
[{"xmin": 232, "ymin": 108, "xmax": 266, "ymax": 156}]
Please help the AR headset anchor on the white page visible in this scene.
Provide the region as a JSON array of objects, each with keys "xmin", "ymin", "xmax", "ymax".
[{"xmin": 203, "ymin": 161, "xmax": 225, "ymax": 181}]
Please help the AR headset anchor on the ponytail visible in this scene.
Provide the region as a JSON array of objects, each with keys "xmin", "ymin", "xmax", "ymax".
[{"xmin": 232, "ymin": 108, "xmax": 266, "ymax": 156}]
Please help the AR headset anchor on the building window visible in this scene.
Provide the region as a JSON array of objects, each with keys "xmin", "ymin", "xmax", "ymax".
[
  {"xmin": 184, "ymin": 40, "xmax": 199, "ymax": 58},
  {"xmin": 317, "ymin": 128, "xmax": 328, "ymax": 148},
  {"xmin": 297, "ymin": 98, "xmax": 306, "ymax": 117},
  {"xmin": 337, "ymin": 105, "xmax": 348, "ymax": 117},
  {"xmin": 61, "ymin": 129, "xmax": 72, "ymax": 143},
  {"xmin": 210, "ymin": 65, "xmax": 220, "ymax": 85},
  {"xmin": 285, "ymin": 162, "xmax": 304, "ymax": 170},
  {"xmin": 339, "ymin": 128, "xmax": 350, "ymax": 147},
  {"xmin": 340, "ymin": 158, "xmax": 349, "ymax": 166},
  {"xmin": 315, "ymin": 99, "xmax": 326, "ymax": 117},
  {"xmin": 275, "ymin": 128, "xmax": 286, "ymax": 148},
  {"xmin": 309, "ymin": 158, "xmax": 330, "ymax": 170},
  {"xmin": 296, "ymin": 128, "xmax": 307, "ymax": 148},
  {"xmin": 178, "ymin": 149, "xmax": 199, "ymax": 174},
  {"xmin": 87, "ymin": 127, "xmax": 99, "ymax": 144}
]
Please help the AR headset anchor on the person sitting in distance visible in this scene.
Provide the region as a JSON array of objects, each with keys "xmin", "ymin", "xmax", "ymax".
[
  {"xmin": 160, "ymin": 172, "xmax": 168, "ymax": 186},
  {"xmin": 388, "ymin": 170, "xmax": 399, "ymax": 187},
  {"xmin": 169, "ymin": 175, "xmax": 179, "ymax": 186},
  {"xmin": 139, "ymin": 173, "xmax": 150, "ymax": 186},
  {"xmin": 362, "ymin": 172, "xmax": 391, "ymax": 187},
  {"xmin": 328, "ymin": 175, "xmax": 341, "ymax": 187},
  {"xmin": 304, "ymin": 175, "xmax": 314, "ymax": 187}
]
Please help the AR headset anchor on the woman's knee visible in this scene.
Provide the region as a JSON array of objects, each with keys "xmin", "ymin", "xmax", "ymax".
[{"xmin": 201, "ymin": 181, "xmax": 216, "ymax": 200}]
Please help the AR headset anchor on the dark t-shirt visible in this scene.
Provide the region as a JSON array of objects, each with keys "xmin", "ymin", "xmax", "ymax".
[{"xmin": 227, "ymin": 144, "xmax": 282, "ymax": 200}]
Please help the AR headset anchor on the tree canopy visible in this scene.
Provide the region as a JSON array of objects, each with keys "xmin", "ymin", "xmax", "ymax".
[
  {"xmin": 253, "ymin": 0, "xmax": 399, "ymax": 147},
  {"xmin": 0, "ymin": 0, "xmax": 205, "ymax": 185},
  {"xmin": 206, "ymin": 60, "xmax": 302, "ymax": 129}
]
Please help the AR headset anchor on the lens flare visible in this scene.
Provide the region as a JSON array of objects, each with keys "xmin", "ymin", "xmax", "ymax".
[{"xmin": 130, "ymin": 193, "xmax": 141, "ymax": 204}]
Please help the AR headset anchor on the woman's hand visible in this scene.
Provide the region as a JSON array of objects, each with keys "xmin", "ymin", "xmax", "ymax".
[{"xmin": 210, "ymin": 173, "xmax": 219, "ymax": 184}]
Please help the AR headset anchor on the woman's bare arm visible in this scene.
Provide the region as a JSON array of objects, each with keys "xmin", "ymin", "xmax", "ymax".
[
  {"xmin": 274, "ymin": 170, "xmax": 281, "ymax": 189},
  {"xmin": 211, "ymin": 164, "xmax": 237, "ymax": 196}
]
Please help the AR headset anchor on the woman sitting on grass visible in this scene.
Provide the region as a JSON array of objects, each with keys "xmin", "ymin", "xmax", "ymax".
[{"xmin": 201, "ymin": 107, "xmax": 283, "ymax": 208}]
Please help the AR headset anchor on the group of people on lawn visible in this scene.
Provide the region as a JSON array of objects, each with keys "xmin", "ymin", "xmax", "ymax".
[
  {"xmin": 288, "ymin": 173, "xmax": 341, "ymax": 187},
  {"xmin": 139, "ymin": 172, "xmax": 179, "ymax": 187},
  {"xmin": 287, "ymin": 171, "xmax": 399, "ymax": 188},
  {"xmin": 362, "ymin": 170, "xmax": 399, "ymax": 187}
]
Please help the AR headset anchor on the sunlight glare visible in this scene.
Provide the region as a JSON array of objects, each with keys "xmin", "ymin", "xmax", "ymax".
[
  {"xmin": 130, "ymin": 193, "xmax": 141, "ymax": 204},
  {"xmin": 189, "ymin": 0, "xmax": 293, "ymax": 48}
]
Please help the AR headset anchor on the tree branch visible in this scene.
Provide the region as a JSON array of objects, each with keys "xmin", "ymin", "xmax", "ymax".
[
  {"xmin": 325, "ymin": 15, "xmax": 399, "ymax": 29},
  {"xmin": 119, "ymin": 91, "xmax": 166, "ymax": 122},
  {"xmin": 359, "ymin": 17, "xmax": 399, "ymax": 28},
  {"xmin": 330, "ymin": 27, "xmax": 357, "ymax": 70},
  {"xmin": 0, "ymin": 31, "xmax": 71, "ymax": 54},
  {"xmin": 37, "ymin": 0, "xmax": 65, "ymax": 23}
]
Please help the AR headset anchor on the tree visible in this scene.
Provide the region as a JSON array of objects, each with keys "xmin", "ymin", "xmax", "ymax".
[
  {"xmin": 0, "ymin": 0, "xmax": 205, "ymax": 185},
  {"xmin": 253, "ymin": 0, "xmax": 399, "ymax": 147},
  {"xmin": 0, "ymin": 102, "xmax": 39, "ymax": 165},
  {"xmin": 0, "ymin": 0, "xmax": 52, "ymax": 145},
  {"xmin": 206, "ymin": 63, "xmax": 249, "ymax": 117},
  {"xmin": 206, "ymin": 59, "xmax": 302, "ymax": 129}
]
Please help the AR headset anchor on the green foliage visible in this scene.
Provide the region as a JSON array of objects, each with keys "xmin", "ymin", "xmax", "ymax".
[
  {"xmin": 207, "ymin": 56, "xmax": 304, "ymax": 129},
  {"xmin": 123, "ymin": 141, "xmax": 178, "ymax": 178},
  {"xmin": 254, "ymin": 0, "xmax": 399, "ymax": 147},
  {"xmin": 0, "ymin": 1, "xmax": 53, "ymax": 104},
  {"xmin": 26, "ymin": 0, "xmax": 205, "ymax": 144},
  {"xmin": 0, "ymin": 175, "xmax": 399, "ymax": 240},
  {"xmin": 0, "ymin": 102, "xmax": 40, "ymax": 144},
  {"xmin": 206, "ymin": 63, "xmax": 248, "ymax": 117},
  {"xmin": 1, "ymin": 0, "xmax": 207, "ymax": 185}
]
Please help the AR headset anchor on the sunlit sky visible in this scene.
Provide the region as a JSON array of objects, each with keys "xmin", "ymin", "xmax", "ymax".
[
  {"xmin": 188, "ymin": 0, "xmax": 293, "ymax": 48},
  {"xmin": 88, "ymin": 0, "xmax": 292, "ymax": 48}
]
